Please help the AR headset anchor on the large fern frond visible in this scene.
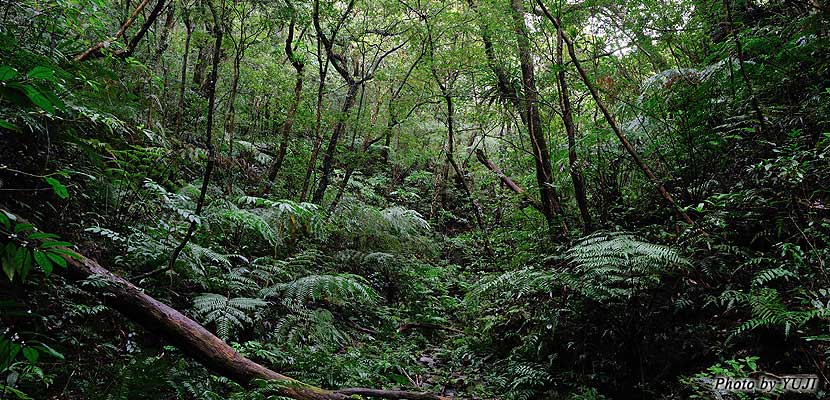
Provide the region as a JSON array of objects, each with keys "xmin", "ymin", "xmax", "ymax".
[{"xmin": 192, "ymin": 293, "xmax": 267, "ymax": 340}]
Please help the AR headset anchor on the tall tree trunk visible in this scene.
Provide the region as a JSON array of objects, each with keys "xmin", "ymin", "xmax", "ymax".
[
  {"xmin": 309, "ymin": 0, "xmax": 360, "ymax": 205},
  {"xmin": 312, "ymin": 82, "xmax": 359, "ymax": 204},
  {"xmin": 225, "ymin": 56, "xmax": 241, "ymax": 159},
  {"xmin": 509, "ymin": 0, "xmax": 563, "ymax": 231},
  {"xmin": 555, "ymin": 18, "xmax": 592, "ymax": 233},
  {"xmin": 268, "ymin": 17, "xmax": 305, "ymax": 182},
  {"xmin": 300, "ymin": 40, "xmax": 329, "ymax": 202},
  {"xmin": 193, "ymin": 44, "xmax": 210, "ymax": 95},
  {"xmin": 151, "ymin": 1, "xmax": 176, "ymax": 64},
  {"xmin": 134, "ymin": 1, "xmax": 223, "ymax": 282},
  {"xmin": 446, "ymin": 95, "xmax": 486, "ymax": 231},
  {"xmin": 173, "ymin": 10, "xmax": 192, "ymax": 139},
  {"xmin": 465, "ymin": 0, "xmax": 522, "ymax": 116},
  {"xmin": 536, "ymin": 0, "xmax": 694, "ymax": 225}
]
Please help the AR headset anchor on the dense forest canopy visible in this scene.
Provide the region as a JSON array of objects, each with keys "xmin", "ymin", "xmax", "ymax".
[{"xmin": 1, "ymin": 0, "xmax": 829, "ymax": 398}]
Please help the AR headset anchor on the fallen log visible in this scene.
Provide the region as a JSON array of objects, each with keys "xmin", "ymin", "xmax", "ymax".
[{"xmin": 60, "ymin": 250, "xmax": 450, "ymax": 400}]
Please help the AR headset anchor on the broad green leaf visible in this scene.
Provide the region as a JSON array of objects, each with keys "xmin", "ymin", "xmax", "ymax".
[
  {"xmin": 0, "ymin": 212, "xmax": 8, "ymax": 230},
  {"xmin": 31, "ymin": 342, "xmax": 64, "ymax": 360},
  {"xmin": 2, "ymin": 256, "xmax": 15, "ymax": 281},
  {"xmin": 0, "ymin": 119, "xmax": 18, "ymax": 131},
  {"xmin": 26, "ymin": 66, "xmax": 55, "ymax": 81},
  {"xmin": 22, "ymin": 347, "xmax": 38, "ymax": 364},
  {"xmin": 19, "ymin": 249, "xmax": 31, "ymax": 281},
  {"xmin": 45, "ymin": 252, "xmax": 67, "ymax": 268},
  {"xmin": 0, "ymin": 384, "xmax": 31, "ymax": 399},
  {"xmin": 40, "ymin": 241, "xmax": 72, "ymax": 248},
  {"xmin": 13, "ymin": 223, "xmax": 33, "ymax": 233},
  {"xmin": 23, "ymin": 85, "xmax": 56, "ymax": 113},
  {"xmin": 27, "ymin": 232, "xmax": 60, "ymax": 240},
  {"xmin": 44, "ymin": 177, "xmax": 68, "ymax": 199},
  {"xmin": 33, "ymin": 250, "xmax": 52, "ymax": 275},
  {"xmin": 45, "ymin": 248, "xmax": 81, "ymax": 259},
  {"xmin": 0, "ymin": 66, "xmax": 17, "ymax": 81}
]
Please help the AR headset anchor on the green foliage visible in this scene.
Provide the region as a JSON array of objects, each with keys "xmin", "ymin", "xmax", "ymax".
[
  {"xmin": 192, "ymin": 294, "xmax": 268, "ymax": 340},
  {"xmin": 273, "ymin": 274, "xmax": 380, "ymax": 307},
  {"xmin": 2, "ymin": 0, "xmax": 829, "ymax": 399}
]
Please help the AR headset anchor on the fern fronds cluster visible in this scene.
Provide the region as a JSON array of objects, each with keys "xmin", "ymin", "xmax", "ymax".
[
  {"xmin": 274, "ymin": 274, "xmax": 380, "ymax": 307},
  {"xmin": 192, "ymin": 293, "xmax": 268, "ymax": 340}
]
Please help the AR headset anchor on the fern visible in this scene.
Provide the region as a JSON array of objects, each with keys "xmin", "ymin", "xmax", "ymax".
[
  {"xmin": 237, "ymin": 196, "xmax": 321, "ymax": 243},
  {"xmin": 192, "ymin": 293, "xmax": 267, "ymax": 340},
  {"xmin": 271, "ymin": 274, "xmax": 380, "ymax": 307},
  {"xmin": 564, "ymin": 231, "xmax": 690, "ymax": 301},
  {"xmin": 722, "ymin": 288, "xmax": 830, "ymax": 338},
  {"xmin": 274, "ymin": 306, "xmax": 350, "ymax": 349},
  {"xmin": 752, "ymin": 267, "xmax": 798, "ymax": 287},
  {"xmin": 468, "ymin": 231, "xmax": 689, "ymax": 305}
]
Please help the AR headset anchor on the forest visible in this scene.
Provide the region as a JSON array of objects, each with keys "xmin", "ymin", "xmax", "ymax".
[{"xmin": 1, "ymin": 0, "xmax": 829, "ymax": 398}]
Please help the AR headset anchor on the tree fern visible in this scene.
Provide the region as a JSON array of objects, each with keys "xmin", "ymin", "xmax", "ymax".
[
  {"xmin": 564, "ymin": 231, "xmax": 691, "ymax": 301},
  {"xmin": 192, "ymin": 293, "xmax": 267, "ymax": 340},
  {"xmin": 274, "ymin": 306, "xmax": 350, "ymax": 349},
  {"xmin": 468, "ymin": 231, "xmax": 689, "ymax": 304},
  {"xmin": 237, "ymin": 196, "xmax": 322, "ymax": 243},
  {"xmin": 271, "ymin": 274, "xmax": 380, "ymax": 307}
]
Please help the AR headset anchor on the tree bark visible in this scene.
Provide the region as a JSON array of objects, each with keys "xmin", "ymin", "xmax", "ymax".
[
  {"xmin": 173, "ymin": 8, "xmax": 193, "ymax": 139},
  {"xmin": 309, "ymin": 0, "xmax": 359, "ymax": 204},
  {"xmin": 74, "ymin": 0, "xmax": 155, "ymax": 61},
  {"xmin": 151, "ymin": 1, "xmax": 176, "ymax": 64},
  {"xmin": 116, "ymin": 0, "xmax": 168, "ymax": 59},
  {"xmin": 312, "ymin": 82, "xmax": 359, "ymax": 204},
  {"xmin": 509, "ymin": 0, "xmax": 563, "ymax": 230},
  {"xmin": 475, "ymin": 149, "xmax": 544, "ymax": 212},
  {"xmin": 465, "ymin": 0, "xmax": 522, "ymax": 115},
  {"xmin": 300, "ymin": 39, "xmax": 329, "ymax": 202},
  {"xmin": 268, "ymin": 17, "xmax": 305, "ymax": 182},
  {"xmin": 554, "ymin": 16, "xmax": 592, "ymax": 233},
  {"xmin": 133, "ymin": 3, "xmax": 222, "ymax": 282},
  {"xmin": 536, "ymin": 0, "xmax": 694, "ymax": 225}
]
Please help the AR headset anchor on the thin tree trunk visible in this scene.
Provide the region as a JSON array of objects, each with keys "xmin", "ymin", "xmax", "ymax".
[
  {"xmin": 510, "ymin": 0, "xmax": 563, "ymax": 231},
  {"xmin": 133, "ymin": 4, "xmax": 222, "ymax": 281},
  {"xmin": 226, "ymin": 57, "xmax": 241, "ymax": 159},
  {"xmin": 300, "ymin": 41, "xmax": 329, "ymax": 202},
  {"xmin": 312, "ymin": 82, "xmax": 359, "ymax": 204},
  {"xmin": 268, "ymin": 17, "xmax": 305, "ymax": 182},
  {"xmin": 173, "ymin": 10, "xmax": 193, "ymax": 139},
  {"xmin": 536, "ymin": 0, "xmax": 694, "ymax": 225},
  {"xmin": 465, "ymin": 0, "xmax": 522, "ymax": 115},
  {"xmin": 444, "ymin": 93, "xmax": 485, "ymax": 230},
  {"xmin": 151, "ymin": 1, "xmax": 176, "ymax": 64},
  {"xmin": 555, "ymin": 18, "xmax": 592, "ymax": 232}
]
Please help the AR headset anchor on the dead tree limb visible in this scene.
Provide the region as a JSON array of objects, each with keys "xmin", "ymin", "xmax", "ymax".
[
  {"xmin": 74, "ymin": 0, "xmax": 165, "ymax": 61},
  {"xmin": 475, "ymin": 149, "xmax": 543, "ymax": 212}
]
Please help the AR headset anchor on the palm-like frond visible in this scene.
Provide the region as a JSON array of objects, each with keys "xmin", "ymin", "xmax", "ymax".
[
  {"xmin": 272, "ymin": 274, "xmax": 380, "ymax": 307},
  {"xmin": 192, "ymin": 293, "xmax": 267, "ymax": 340}
]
